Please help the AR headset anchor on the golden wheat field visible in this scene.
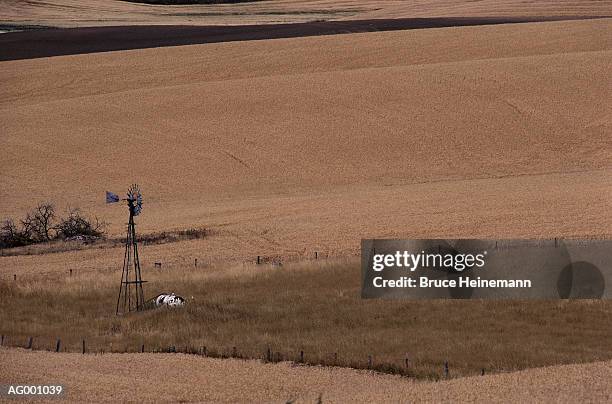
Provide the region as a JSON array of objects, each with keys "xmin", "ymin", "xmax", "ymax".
[
  {"xmin": 1, "ymin": 19, "xmax": 612, "ymax": 262},
  {"xmin": 1, "ymin": 348, "xmax": 611, "ymax": 403},
  {"xmin": 1, "ymin": 2, "xmax": 612, "ymax": 401},
  {"xmin": 2, "ymin": 0, "xmax": 612, "ymax": 27}
]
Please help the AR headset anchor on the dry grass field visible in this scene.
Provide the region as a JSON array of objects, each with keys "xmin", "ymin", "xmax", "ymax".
[
  {"xmin": 2, "ymin": 0, "xmax": 612, "ymax": 28},
  {"xmin": 1, "ymin": 5, "xmax": 611, "ymax": 401},
  {"xmin": 1, "ymin": 259, "xmax": 612, "ymax": 380},
  {"xmin": 1, "ymin": 348, "xmax": 611, "ymax": 402}
]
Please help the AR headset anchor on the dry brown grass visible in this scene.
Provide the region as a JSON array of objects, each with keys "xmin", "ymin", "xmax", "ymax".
[
  {"xmin": 1, "ymin": 259, "xmax": 611, "ymax": 380},
  {"xmin": 0, "ymin": 227, "xmax": 208, "ymax": 257},
  {"xmin": 2, "ymin": 0, "xmax": 612, "ymax": 28}
]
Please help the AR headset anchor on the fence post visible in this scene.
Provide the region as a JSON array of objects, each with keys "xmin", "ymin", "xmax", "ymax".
[
  {"xmin": 1, "ymin": 335, "xmax": 4, "ymax": 346},
  {"xmin": 405, "ymin": 355, "xmax": 410, "ymax": 368},
  {"xmin": 13, "ymin": 274, "xmax": 16, "ymax": 281},
  {"xmin": 141, "ymin": 344, "xmax": 145, "ymax": 353},
  {"xmin": 257, "ymin": 256, "xmax": 261, "ymax": 265},
  {"xmin": 266, "ymin": 347, "xmax": 271, "ymax": 362},
  {"xmin": 27, "ymin": 337, "xmax": 33, "ymax": 349},
  {"xmin": 232, "ymin": 346, "xmax": 237, "ymax": 358},
  {"xmin": 56, "ymin": 339, "xmax": 61, "ymax": 353},
  {"xmin": 481, "ymin": 368, "xmax": 485, "ymax": 376},
  {"xmin": 315, "ymin": 251, "xmax": 318, "ymax": 260},
  {"xmin": 300, "ymin": 350, "xmax": 304, "ymax": 363},
  {"xmin": 82, "ymin": 339, "xmax": 86, "ymax": 354},
  {"xmin": 203, "ymin": 346, "xmax": 207, "ymax": 357},
  {"xmin": 444, "ymin": 361, "xmax": 449, "ymax": 378}
]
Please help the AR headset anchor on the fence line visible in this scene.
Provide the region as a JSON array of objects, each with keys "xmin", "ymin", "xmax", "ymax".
[{"xmin": 0, "ymin": 334, "xmax": 472, "ymax": 379}]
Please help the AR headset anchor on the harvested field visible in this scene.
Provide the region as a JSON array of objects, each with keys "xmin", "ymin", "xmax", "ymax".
[
  {"xmin": 1, "ymin": 0, "xmax": 612, "ymax": 28},
  {"xmin": 1, "ymin": 348, "xmax": 611, "ymax": 402},
  {"xmin": 1, "ymin": 19, "xmax": 611, "ymax": 261}
]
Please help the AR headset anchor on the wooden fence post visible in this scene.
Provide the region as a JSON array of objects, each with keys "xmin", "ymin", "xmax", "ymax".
[
  {"xmin": 481, "ymin": 368, "xmax": 485, "ymax": 376},
  {"xmin": 26, "ymin": 337, "xmax": 33, "ymax": 349},
  {"xmin": 300, "ymin": 350, "xmax": 304, "ymax": 363},
  {"xmin": 444, "ymin": 361, "xmax": 449, "ymax": 378},
  {"xmin": 266, "ymin": 347, "xmax": 271, "ymax": 362},
  {"xmin": 141, "ymin": 344, "xmax": 145, "ymax": 353},
  {"xmin": 257, "ymin": 256, "xmax": 261, "ymax": 265},
  {"xmin": 56, "ymin": 339, "xmax": 61, "ymax": 353},
  {"xmin": 1, "ymin": 335, "xmax": 4, "ymax": 346},
  {"xmin": 82, "ymin": 339, "xmax": 86, "ymax": 354},
  {"xmin": 405, "ymin": 355, "xmax": 410, "ymax": 368}
]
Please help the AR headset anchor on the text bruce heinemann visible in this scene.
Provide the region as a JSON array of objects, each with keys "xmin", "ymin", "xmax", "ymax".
[
  {"xmin": 369, "ymin": 251, "xmax": 532, "ymax": 288},
  {"xmin": 371, "ymin": 276, "xmax": 532, "ymax": 289}
]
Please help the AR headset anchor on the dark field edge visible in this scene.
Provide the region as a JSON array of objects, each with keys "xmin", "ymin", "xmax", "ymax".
[
  {"xmin": 124, "ymin": 0, "xmax": 264, "ymax": 3},
  {"xmin": 0, "ymin": 16, "xmax": 609, "ymax": 61}
]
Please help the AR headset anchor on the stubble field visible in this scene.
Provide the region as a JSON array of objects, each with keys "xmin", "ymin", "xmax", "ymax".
[
  {"xmin": 2, "ymin": 0, "xmax": 612, "ymax": 27},
  {"xmin": 1, "ymin": 348, "xmax": 611, "ymax": 402}
]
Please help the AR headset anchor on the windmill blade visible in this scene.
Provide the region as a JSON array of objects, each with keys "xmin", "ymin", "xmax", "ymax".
[{"xmin": 127, "ymin": 184, "xmax": 143, "ymax": 216}]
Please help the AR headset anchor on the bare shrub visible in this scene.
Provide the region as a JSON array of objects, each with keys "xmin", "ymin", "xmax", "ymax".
[
  {"xmin": 55, "ymin": 208, "xmax": 106, "ymax": 240},
  {"xmin": 1, "ymin": 203, "xmax": 106, "ymax": 249},
  {"xmin": 0, "ymin": 218, "xmax": 31, "ymax": 248},
  {"xmin": 21, "ymin": 202, "xmax": 56, "ymax": 242}
]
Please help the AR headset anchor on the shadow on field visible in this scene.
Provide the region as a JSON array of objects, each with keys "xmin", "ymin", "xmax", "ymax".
[{"xmin": 0, "ymin": 16, "xmax": 607, "ymax": 61}]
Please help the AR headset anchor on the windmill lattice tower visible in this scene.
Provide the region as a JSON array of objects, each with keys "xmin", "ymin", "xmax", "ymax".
[{"xmin": 116, "ymin": 184, "xmax": 146, "ymax": 315}]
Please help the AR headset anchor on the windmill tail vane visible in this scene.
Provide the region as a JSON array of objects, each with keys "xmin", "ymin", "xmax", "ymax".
[{"xmin": 106, "ymin": 191, "xmax": 120, "ymax": 203}]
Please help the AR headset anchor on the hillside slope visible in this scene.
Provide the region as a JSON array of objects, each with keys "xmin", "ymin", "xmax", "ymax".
[
  {"xmin": 1, "ymin": 0, "xmax": 612, "ymax": 28},
  {"xmin": 1, "ymin": 19, "xmax": 611, "ymax": 262}
]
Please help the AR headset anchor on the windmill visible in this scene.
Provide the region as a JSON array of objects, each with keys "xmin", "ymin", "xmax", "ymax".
[{"xmin": 107, "ymin": 184, "xmax": 146, "ymax": 315}]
